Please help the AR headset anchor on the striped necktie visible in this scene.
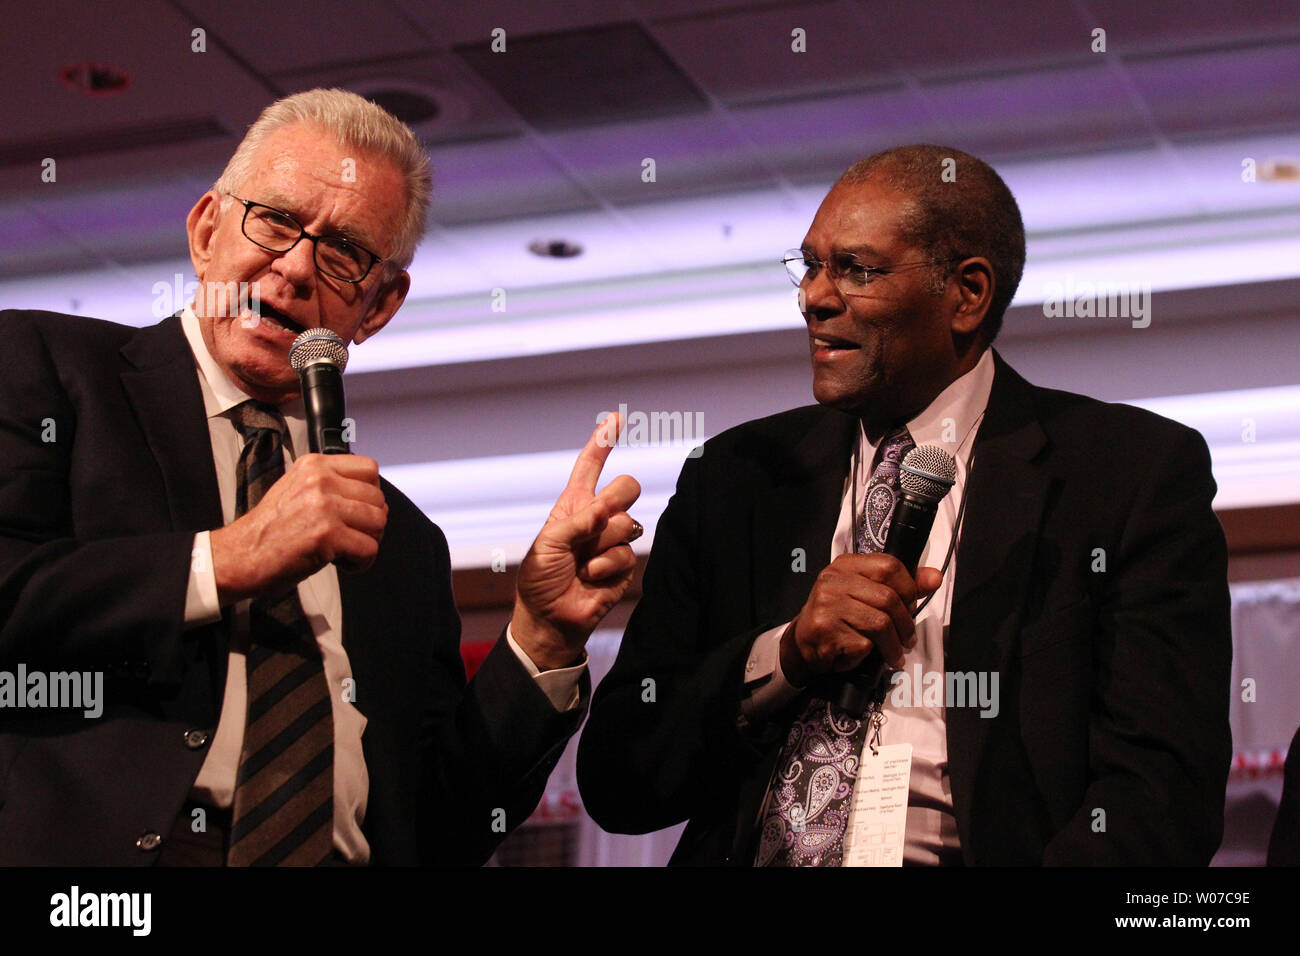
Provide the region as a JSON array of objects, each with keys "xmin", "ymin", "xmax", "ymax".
[
  {"xmin": 756, "ymin": 424, "xmax": 914, "ymax": 866},
  {"xmin": 225, "ymin": 400, "xmax": 335, "ymax": 867}
]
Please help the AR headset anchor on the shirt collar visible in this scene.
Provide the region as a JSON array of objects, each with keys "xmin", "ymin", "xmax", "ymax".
[
  {"xmin": 180, "ymin": 306, "xmax": 306, "ymax": 427},
  {"xmin": 861, "ymin": 346, "xmax": 996, "ymax": 464}
]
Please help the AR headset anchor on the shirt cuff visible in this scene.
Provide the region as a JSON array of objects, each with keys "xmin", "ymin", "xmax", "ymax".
[
  {"xmin": 505, "ymin": 624, "xmax": 586, "ymax": 713},
  {"xmin": 740, "ymin": 622, "xmax": 804, "ymax": 724},
  {"xmin": 184, "ymin": 531, "xmax": 222, "ymax": 628}
]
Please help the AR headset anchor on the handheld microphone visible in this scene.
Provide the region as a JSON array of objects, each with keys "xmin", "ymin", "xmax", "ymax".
[
  {"xmin": 835, "ymin": 445, "xmax": 957, "ymax": 718},
  {"xmin": 289, "ymin": 328, "xmax": 350, "ymax": 455}
]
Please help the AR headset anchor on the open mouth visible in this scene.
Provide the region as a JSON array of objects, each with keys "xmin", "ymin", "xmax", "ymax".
[
  {"xmin": 812, "ymin": 334, "xmax": 860, "ymax": 352},
  {"xmin": 245, "ymin": 297, "xmax": 307, "ymax": 337}
]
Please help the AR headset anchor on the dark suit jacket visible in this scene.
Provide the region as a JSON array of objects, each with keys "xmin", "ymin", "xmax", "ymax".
[
  {"xmin": 577, "ymin": 351, "xmax": 1232, "ymax": 865},
  {"xmin": 0, "ymin": 310, "xmax": 584, "ymax": 866}
]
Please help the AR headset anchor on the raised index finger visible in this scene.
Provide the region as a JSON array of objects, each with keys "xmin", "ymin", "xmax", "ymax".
[{"xmin": 565, "ymin": 411, "xmax": 623, "ymax": 493}]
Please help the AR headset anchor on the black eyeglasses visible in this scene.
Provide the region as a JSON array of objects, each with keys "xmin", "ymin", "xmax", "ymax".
[{"xmin": 230, "ymin": 195, "xmax": 385, "ymax": 283}]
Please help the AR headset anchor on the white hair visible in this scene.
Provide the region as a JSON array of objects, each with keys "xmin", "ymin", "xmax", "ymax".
[{"xmin": 213, "ymin": 88, "xmax": 431, "ymax": 270}]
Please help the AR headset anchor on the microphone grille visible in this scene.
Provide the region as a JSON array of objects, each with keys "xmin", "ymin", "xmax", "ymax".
[
  {"xmin": 289, "ymin": 328, "xmax": 349, "ymax": 372},
  {"xmin": 899, "ymin": 445, "xmax": 957, "ymax": 502}
]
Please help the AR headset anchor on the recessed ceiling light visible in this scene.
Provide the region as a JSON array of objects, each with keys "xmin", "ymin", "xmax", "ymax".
[
  {"xmin": 528, "ymin": 238, "xmax": 583, "ymax": 258},
  {"xmin": 348, "ymin": 79, "xmax": 470, "ymax": 132}
]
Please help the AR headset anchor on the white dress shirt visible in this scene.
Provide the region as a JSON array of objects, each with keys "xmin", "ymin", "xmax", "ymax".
[
  {"xmin": 177, "ymin": 307, "xmax": 583, "ymax": 863},
  {"xmin": 742, "ymin": 347, "xmax": 995, "ymax": 865}
]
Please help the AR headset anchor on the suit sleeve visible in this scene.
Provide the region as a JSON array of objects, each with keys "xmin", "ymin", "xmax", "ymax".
[
  {"xmin": 577, "ymin": 450, "xmax": 780, "ymax": 836},
  {"xmin": 408, "ymin": 517, "xmax": 589, "ymax": 865},
  {"xmin": 0, "ymin": 311, "xmax": 194, "ymax": 682},
  {"xmin": 1043, "ymin": 424, "xmax": 1232, "ymax": 864}
]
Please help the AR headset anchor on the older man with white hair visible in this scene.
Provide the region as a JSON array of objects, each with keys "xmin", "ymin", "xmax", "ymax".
[{"xmin": 0, "ymin": 89, "xmax": 640, "ymax": 866}]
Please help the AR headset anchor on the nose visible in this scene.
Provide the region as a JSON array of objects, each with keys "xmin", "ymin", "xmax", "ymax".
[
  {"xmin": 272, "ymin": 236, "xmax": 318, "ymax": 291},
  {"xmin": 801, "ymin": 267, "xmax": 844, "ymax": 325}
]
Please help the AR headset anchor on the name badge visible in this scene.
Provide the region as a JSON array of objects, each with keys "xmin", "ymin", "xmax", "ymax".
[{"xmin": 843, "ymin": 743, "xmax": 912, "ymax": 867}]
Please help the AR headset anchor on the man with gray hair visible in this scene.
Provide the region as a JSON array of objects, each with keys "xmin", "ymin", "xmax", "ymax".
[
  {"xmin": 0, "ymin": 89, "xmax": 640, "ymax": 865},
  {"xmin": 579, "ymin": 145, "xmax": 1232, "ymax": 866}
]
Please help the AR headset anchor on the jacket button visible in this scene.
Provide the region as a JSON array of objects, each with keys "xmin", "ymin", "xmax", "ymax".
[
  {"xmin": 136, "ymin": 832, "xmax": 163, "ymax": 852},
  {"xmin": 183, "ymin": 729, "xmax": 210, "ymax": 750}
]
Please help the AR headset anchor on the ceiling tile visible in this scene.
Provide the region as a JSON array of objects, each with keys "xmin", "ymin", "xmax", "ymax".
[
  {"xmin": 272, "ymin": 51, "xmax": 525, "ymax": 144},
  {"xmin": 391, "ymin": 0, "xmax": 640, "ymax": 47},
  {"xmin": 730, "ymin": 86, "xmax": 946, "ymax": 183},
  {"xmin": 635, "ymin": 0, "xmax": 807, "ymax": 17},
  {"xmin": 455, "ymin": 22, "xmax": 709, "ymax": 130},
  {"xmin": 24, "ymin": 181, "xmax": 198, "ymax": 267},
  {"xmin": 0, "ymin": 201, "xmax": 93, "ymax": 279},
  {"xmin": 1127, "ymin": 43, "xmax": 1300, "ymax": 138},
  {"xmin": 1, "ymin": 0, "xmax": 266, "ymax": 140},
  {"xmin": 920, "ymin": 63, "xmax": 1155, "ymax": 158},
  {"xmin": 1085, "ymin": 0, "xmax": 1300, "ymax": 53},
  {"xmin": 854, "ymin": 0, "xmax": 1096, "ymax": 79},
  {"xmin": 426, "ymin": 136, "xmax": 597, "ymax": 225},
  {"xmin": 176, "ymin": 0, "xmax": 428, "ymax": 74},
  {"xmin": 649, "ymin": 0, "xmax": 898, "ymax": 105},
  {"xmin": 0, "ymin": 0, "xmax": 275, "ymax": 201},
  {"xmin": 542, "ymin": 113, "xmax": 776, "ymax": 202}
]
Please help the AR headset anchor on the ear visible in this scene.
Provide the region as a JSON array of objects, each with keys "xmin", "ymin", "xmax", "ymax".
[
  {"xmin": 353, "ymin": 268, "xmax": 410, "ymax": 344},
  {"xmin": 186, "ymin": 192, "xmax": 221, "ymax": 281},
  {"xmin": 950, "ymin": 256, "xmax": 994, "ymax": 338}
]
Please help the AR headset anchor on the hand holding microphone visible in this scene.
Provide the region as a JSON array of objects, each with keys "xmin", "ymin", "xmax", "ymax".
[
  {"xmin": 289, "ymin": 327, "xmax": 377, "ymax": 575},
  {"xmin": 210, "ymin": 328, "xmax": 385, "ymax": 604},
  {"xmin": 779, "ymin": 445, "xmax": 957, "ymax": 716},
  {"xmin": 290, "ymin": 328, "xmax": 351, "ymax": 455},
  {"xmin": 778, "ymin": 553, "xmax": 941, "ymax": 685}
]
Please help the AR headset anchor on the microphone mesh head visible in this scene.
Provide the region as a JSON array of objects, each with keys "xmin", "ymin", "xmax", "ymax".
[
  {"xmin": 900, "ymin": 445, "xmax": 957, "ymax": 502},
  {"xmin": 289, "ymin": 328, "xmax": 349, "ymax": 372}
]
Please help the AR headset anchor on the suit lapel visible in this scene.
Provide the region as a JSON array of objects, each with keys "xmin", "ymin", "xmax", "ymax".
[
  {"xmin": 730, "ymin": 408, "xmax": 854, "ymax": 863},
  {"xmin": 946, "ymin": 351, "xmax": 1050, "ymax": 849},
  {"xmin": 119, "ymin": 315, "xmax": 230, "ymax": 701},
  {"xmin": 750, "ymin": 407, "xmax": 858, "ymax": 625},
  {"xmin": 119, "ymin": 315, "xmax": 224, "ymax": 534}
]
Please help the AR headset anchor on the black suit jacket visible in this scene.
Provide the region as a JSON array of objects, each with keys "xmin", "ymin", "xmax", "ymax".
[
  {"xmin": 577, "ymin": 351, "xmax": 1232, "ymax": 865},
  {"xmin": 0, "ymin": 310, "xmax": 584, "ymax": 866}
]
